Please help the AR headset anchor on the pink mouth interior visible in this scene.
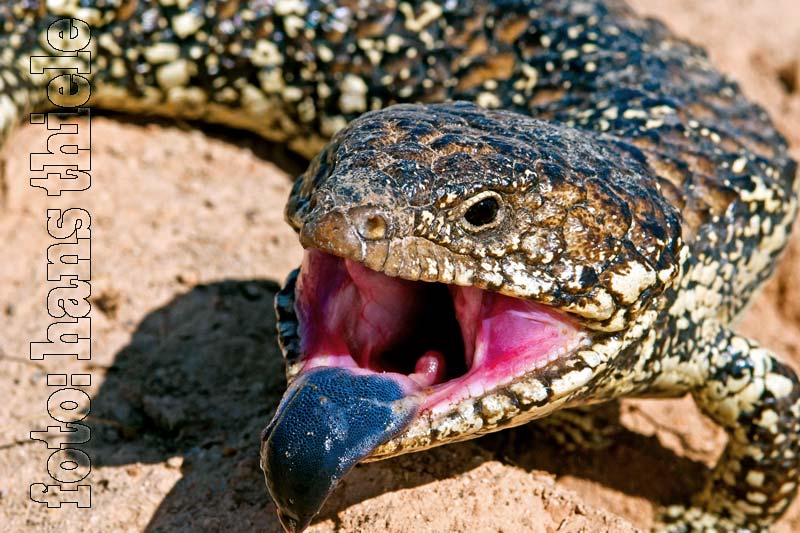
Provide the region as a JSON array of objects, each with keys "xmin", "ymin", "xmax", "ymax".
[{"xmin": 295, "ymin": 250, "xmax": 585, "ymax": 411}]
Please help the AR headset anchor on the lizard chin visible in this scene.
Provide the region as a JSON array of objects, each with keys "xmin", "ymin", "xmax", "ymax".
[{"xmin": 293, "ymin": 248, "xmax": 588, "ymax": 408}]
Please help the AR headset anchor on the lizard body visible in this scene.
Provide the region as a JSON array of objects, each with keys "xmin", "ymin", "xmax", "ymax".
[{"xmin": 2, "ymin": 1, "xmax": 798, "ymax": 531}]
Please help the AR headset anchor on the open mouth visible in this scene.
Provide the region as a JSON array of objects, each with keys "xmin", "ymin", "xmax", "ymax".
[{"xmin": 294, "ymin": 249, "xmax": 588, "ymax": 411}]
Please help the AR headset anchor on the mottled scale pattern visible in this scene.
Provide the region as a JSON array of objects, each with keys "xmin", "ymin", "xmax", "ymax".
[
  {"xmin": 288, "ymin": 103, "xmax": 683, "ymax": 333},
  {"xmin": 2, "ymin": 0, "xmax": 799, "ymax": 532}
]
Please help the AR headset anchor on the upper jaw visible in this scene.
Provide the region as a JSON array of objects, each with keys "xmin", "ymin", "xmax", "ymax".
[{"xmin": 296, "ymin": 202, "xmax": 439, "ymax": 281}]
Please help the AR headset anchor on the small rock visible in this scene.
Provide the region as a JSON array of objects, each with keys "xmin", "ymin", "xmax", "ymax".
[
  {"xmin": 176, "ymin": 271, "xmax": 199, "ymax": 286},
  {"xmin": 90, "ymin": 289, "xmax": 122, "ymax": 319},
  {"xmin": 166, "ymin": 456, "xmax": 184, "ymax": 469}
]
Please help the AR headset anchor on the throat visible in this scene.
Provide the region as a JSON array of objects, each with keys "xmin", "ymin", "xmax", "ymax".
[{"xmin": 368, "ymin": 283, "xmax": 467, "ymax": 384}]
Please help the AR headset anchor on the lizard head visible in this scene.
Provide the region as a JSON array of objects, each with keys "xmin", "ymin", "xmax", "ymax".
[{"xmin": 262, "ymin": 102, "xmax": 682, "ymax": 531}]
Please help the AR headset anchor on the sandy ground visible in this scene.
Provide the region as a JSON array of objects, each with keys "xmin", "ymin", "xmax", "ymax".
[{"xmin": 1, "ymin": 1, "xmax": 799, "ymax": 532}]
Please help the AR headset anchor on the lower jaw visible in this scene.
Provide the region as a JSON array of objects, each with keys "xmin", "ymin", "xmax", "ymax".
[{"xmin": 262, "ymin": 249, "xmax": 591, "ymax": 531}]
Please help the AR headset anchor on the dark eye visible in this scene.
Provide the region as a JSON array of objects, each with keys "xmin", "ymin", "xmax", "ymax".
[{"xmin": 464, "ymin": 196, "xmax": 500, "ymax": 227}]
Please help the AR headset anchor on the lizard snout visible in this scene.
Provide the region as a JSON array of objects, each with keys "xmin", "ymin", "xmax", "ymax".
[
  {"xmin": 299, "ymin": 208, "xmax": 362, "ymax": 258},
  {"xmin": 299, "ymin": 205, "xmax": 393, "ymax": 259}
]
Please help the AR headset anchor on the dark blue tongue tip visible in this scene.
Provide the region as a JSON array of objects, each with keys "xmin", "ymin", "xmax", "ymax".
[{"xmin": 261, "ymin": 367, "xmax": 418, "ymax": 532}]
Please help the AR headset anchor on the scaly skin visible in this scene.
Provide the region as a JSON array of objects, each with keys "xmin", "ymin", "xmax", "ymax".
[{"xmin": 2, "ymin": 0, "xmax": 799, "ymax": 531}]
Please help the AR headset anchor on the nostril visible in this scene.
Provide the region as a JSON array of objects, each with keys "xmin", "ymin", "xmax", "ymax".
[
  {"xmin": 351, "ymin": 207, "xmax": 390, "ymax": 240},
  {"xmin": 364, "ymin": 215, "xmax": 387, "ymax": 240}
]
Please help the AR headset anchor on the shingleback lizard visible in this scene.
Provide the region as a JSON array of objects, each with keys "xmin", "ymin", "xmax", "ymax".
[{"xmin": 3, "ymin": 0, "xmax": 799, "ymax": 531}]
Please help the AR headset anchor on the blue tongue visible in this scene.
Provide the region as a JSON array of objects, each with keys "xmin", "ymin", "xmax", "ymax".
[{"xmin": 261, "ymin": 367, "xmax": 418, "ymax": 532}]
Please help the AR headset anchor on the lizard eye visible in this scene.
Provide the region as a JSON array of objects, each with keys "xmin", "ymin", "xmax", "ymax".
[{"xmin": 461, "ymin": 192, "xmax": 504, "ymax": 231}]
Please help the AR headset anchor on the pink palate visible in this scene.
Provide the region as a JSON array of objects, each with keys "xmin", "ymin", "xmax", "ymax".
[{"xmin": 421, "ymin": 285, "xmax": 581, "ymax": 410}]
